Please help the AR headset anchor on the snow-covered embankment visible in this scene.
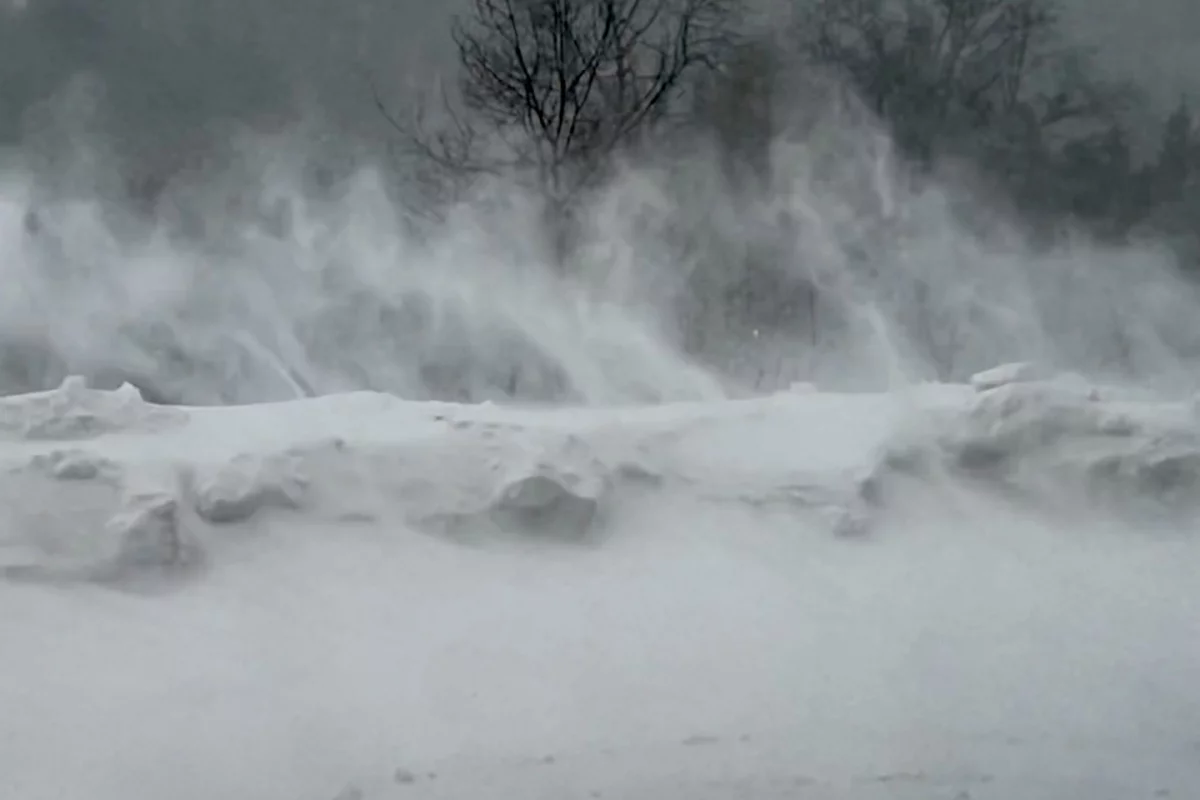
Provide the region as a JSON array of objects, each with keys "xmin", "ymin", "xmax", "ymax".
[{"xmin": 1, "ymin": 367, "xmax": 1198, "ymax": 800}]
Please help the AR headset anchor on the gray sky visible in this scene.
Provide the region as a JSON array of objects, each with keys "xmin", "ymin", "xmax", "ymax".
[{"xmin": 2, "ymin": 0, "xmax": 1199, "ymax": 165}]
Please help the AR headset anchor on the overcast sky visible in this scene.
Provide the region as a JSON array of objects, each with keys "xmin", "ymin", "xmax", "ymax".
[{"xmin": 1, "ymin": 0, "xmax": 1198, "ymax": 166}]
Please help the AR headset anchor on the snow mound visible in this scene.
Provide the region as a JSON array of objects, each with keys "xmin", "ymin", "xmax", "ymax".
[
  {"xmin": 0, "ymin": 415, "xmax": 630, "ymax": 585},
  {"xmin": 968, "ymin": 360, "xmax": 1044, "ymax": 391},
  {"xmin": 0, "ymin": 375, "xmax": 187, "ymax": 440},
  {"xmin": 887, "ymin": 365, "xmax": 1200, "ymax": 520},
  {"xmin": 0, "ymin": 464, "xmax": 200, "ymax": 587},
  {"xmin": 0, "ymin": 383, "xmax": 896, "ymax": 586},
  {"xmin": 191, "ymin": 452, "xmax": 309, "ymax": 524},
  {"xmin": 426, "ymin": 432, "xmax": 610, "ymax": 542},
  {"xmin": 210, "ymin": 429, "xmax": 617, "ymax": 542},
  {"xmin": 8, "ymin": 365, "xmax": 1200, "ymax": 587},
  {"xmin": 4, "ymin": 371, "xmax": 1200, "ymax": 799}
]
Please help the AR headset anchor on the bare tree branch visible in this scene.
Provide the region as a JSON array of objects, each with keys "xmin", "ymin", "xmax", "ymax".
[
  {"xmin": 797, "ymin": 0, "xmax": 1125, "ymax": 160},
  {"xmin": 421, "ymin": 0, "xmax": 733, "ymax": 200}
]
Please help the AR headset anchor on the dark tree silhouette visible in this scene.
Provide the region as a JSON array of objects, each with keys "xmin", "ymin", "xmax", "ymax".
[
  {"xmin": 382, "ymin": 0, "xmax": 731, "ymax": 205},
  {"xmin": 799, "ymin": 0, "xmax": 1127, "ymax": 166}
]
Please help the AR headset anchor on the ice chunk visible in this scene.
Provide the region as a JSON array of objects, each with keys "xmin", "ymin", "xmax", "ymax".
[
  {"xmin": 969, "ymin": 361, "xmax": 1040, "ymax": 391},
  {"xmin": 192, "ymin": 453, "xmax": 308, "ymax": 524}
]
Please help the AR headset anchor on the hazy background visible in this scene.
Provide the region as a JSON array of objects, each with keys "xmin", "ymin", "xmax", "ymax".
[
  {"xmin": 1061, "ymin": 0, "xmax": 1200, "ymax": 111},
  {"xmin": 2, "ymin": 0, "xmax": 1196, "ymax": 175},
  {"xmin": 3, "ymin": 0, "xmax": 1200, "ymax": 405}
]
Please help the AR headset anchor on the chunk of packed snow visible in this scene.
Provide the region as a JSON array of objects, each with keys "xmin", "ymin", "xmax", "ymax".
[
  {"xmin": 969, "ymin": 361, "xmax": 1041, "ymax": 391},
  {"xmin": 0, "ymin": 374, "xmax": 186, "ymax": 440},
  {"xmin": 191, "ymin": 452, "xmax": 309, "ymax": 524},
  {"xmin": 892, "ymin": 375, "xmax": 1200, "ymax": 519},
  {"xmin": 105, "ymin": 489, "xmax": 196, "ymax": 575},
  {"xmin": 27, "ymin": 448, "xmax": 118, "ymax": 481}
]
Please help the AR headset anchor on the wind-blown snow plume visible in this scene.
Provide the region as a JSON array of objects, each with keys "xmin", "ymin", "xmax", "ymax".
[
  {"xmin": 0, "ymin": 123, "xmax": 728, "ymax": 405},
  {"xmin": 579, "ymin": 98, "xmax": 1200, "ymax": 395},
  {"xmin": 2, "ymin": 57, "xmax": 1200, "ymax": 406}
]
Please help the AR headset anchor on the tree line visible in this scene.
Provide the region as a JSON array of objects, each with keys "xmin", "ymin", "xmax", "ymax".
[{"xmin": 387, "ymin": 0, "xmax": 1200, "ymax": 267}]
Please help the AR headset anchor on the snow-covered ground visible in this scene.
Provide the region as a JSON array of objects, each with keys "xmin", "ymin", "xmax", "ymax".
[{"xmin": 2, "ymin": 366, "xmax": 1199, "ymax": 799}]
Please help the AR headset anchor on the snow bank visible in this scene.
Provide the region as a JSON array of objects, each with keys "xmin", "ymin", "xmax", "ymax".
[
  {"xmin": 0, "ymin": 375, "xmax": 897, "ymax": 585},
  {"xmin": 884, "ymin": 363, "xmax": 1200, "ymax": 522},
  {"xmin": 0, "ymin": 374, "xmax": 186, "ymax": 440},
  {"xmin": 3, "ymin": 367, "xmax": 1200, "ymax": 586},
  {"xmin": 3, "ymin": 370, "xmax": 1199, "ymax": 800}
]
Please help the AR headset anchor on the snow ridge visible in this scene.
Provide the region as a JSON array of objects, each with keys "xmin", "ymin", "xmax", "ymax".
[
  {"xmin": 892, "ymin": 363, "xmax": 1200, "ymax": 522},
  {"xmin": 2, "ymin": 366, "xmax": 1199, "ymax": 586}
]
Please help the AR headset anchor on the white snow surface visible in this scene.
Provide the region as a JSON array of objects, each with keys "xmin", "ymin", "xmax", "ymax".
[{"xmin": 2, "ymin": 366, "xmax": 1199, "ymax": 799}]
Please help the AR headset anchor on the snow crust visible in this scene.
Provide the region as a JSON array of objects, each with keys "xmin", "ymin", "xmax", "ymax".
[
  {"xmin": 0, "ymin": 376, "xmax": 881, "ymax": 583},
  {"xmin": 2, "ymin": 367, "xmax": 1199, "ymax": 799},
  {"xmin": 909, "ymin": 364, "xmax": 1200, "ymax": 521},
  {"xmin": 4, "ymin": 365, "xmax": 1198, "ymax": 585}
]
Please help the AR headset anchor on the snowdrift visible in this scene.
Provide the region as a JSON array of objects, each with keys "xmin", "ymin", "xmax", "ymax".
[
  {"xmin": 3, "ymin": 365, "xmax": 1200, "ymax": 800},
  {"xmin": 899, "ymin": 363, "xmax": 1200, "ymax": 522},
  {"xmin": 2, "ymin": 363, "xmax": 1199, "ymax": 587}
]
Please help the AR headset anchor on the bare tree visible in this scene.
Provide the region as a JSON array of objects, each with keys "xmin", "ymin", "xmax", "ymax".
[
  {"xmin": 382, "ymin": 0, "xmax": 732, "ymax": 206},
  {"xmin": 695, "ymin": 35, "xmax": 779, "ymax": 188},
  {"xmin": 799, "ymin": 0, "xmax": 1127, "ymax": 163}
]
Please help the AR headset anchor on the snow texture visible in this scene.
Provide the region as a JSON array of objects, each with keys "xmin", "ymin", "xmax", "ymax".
[
  {"xmin": 2, "ymin": 371, "xmax": 1199, "ymax": 799},
  {"xmin": 4, "ymin": 369, "xmax": 1200, "ymax": 580},
  {"xmin": 879, "ymin": 364, "xmax": 1200, "ymax": 522}
]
